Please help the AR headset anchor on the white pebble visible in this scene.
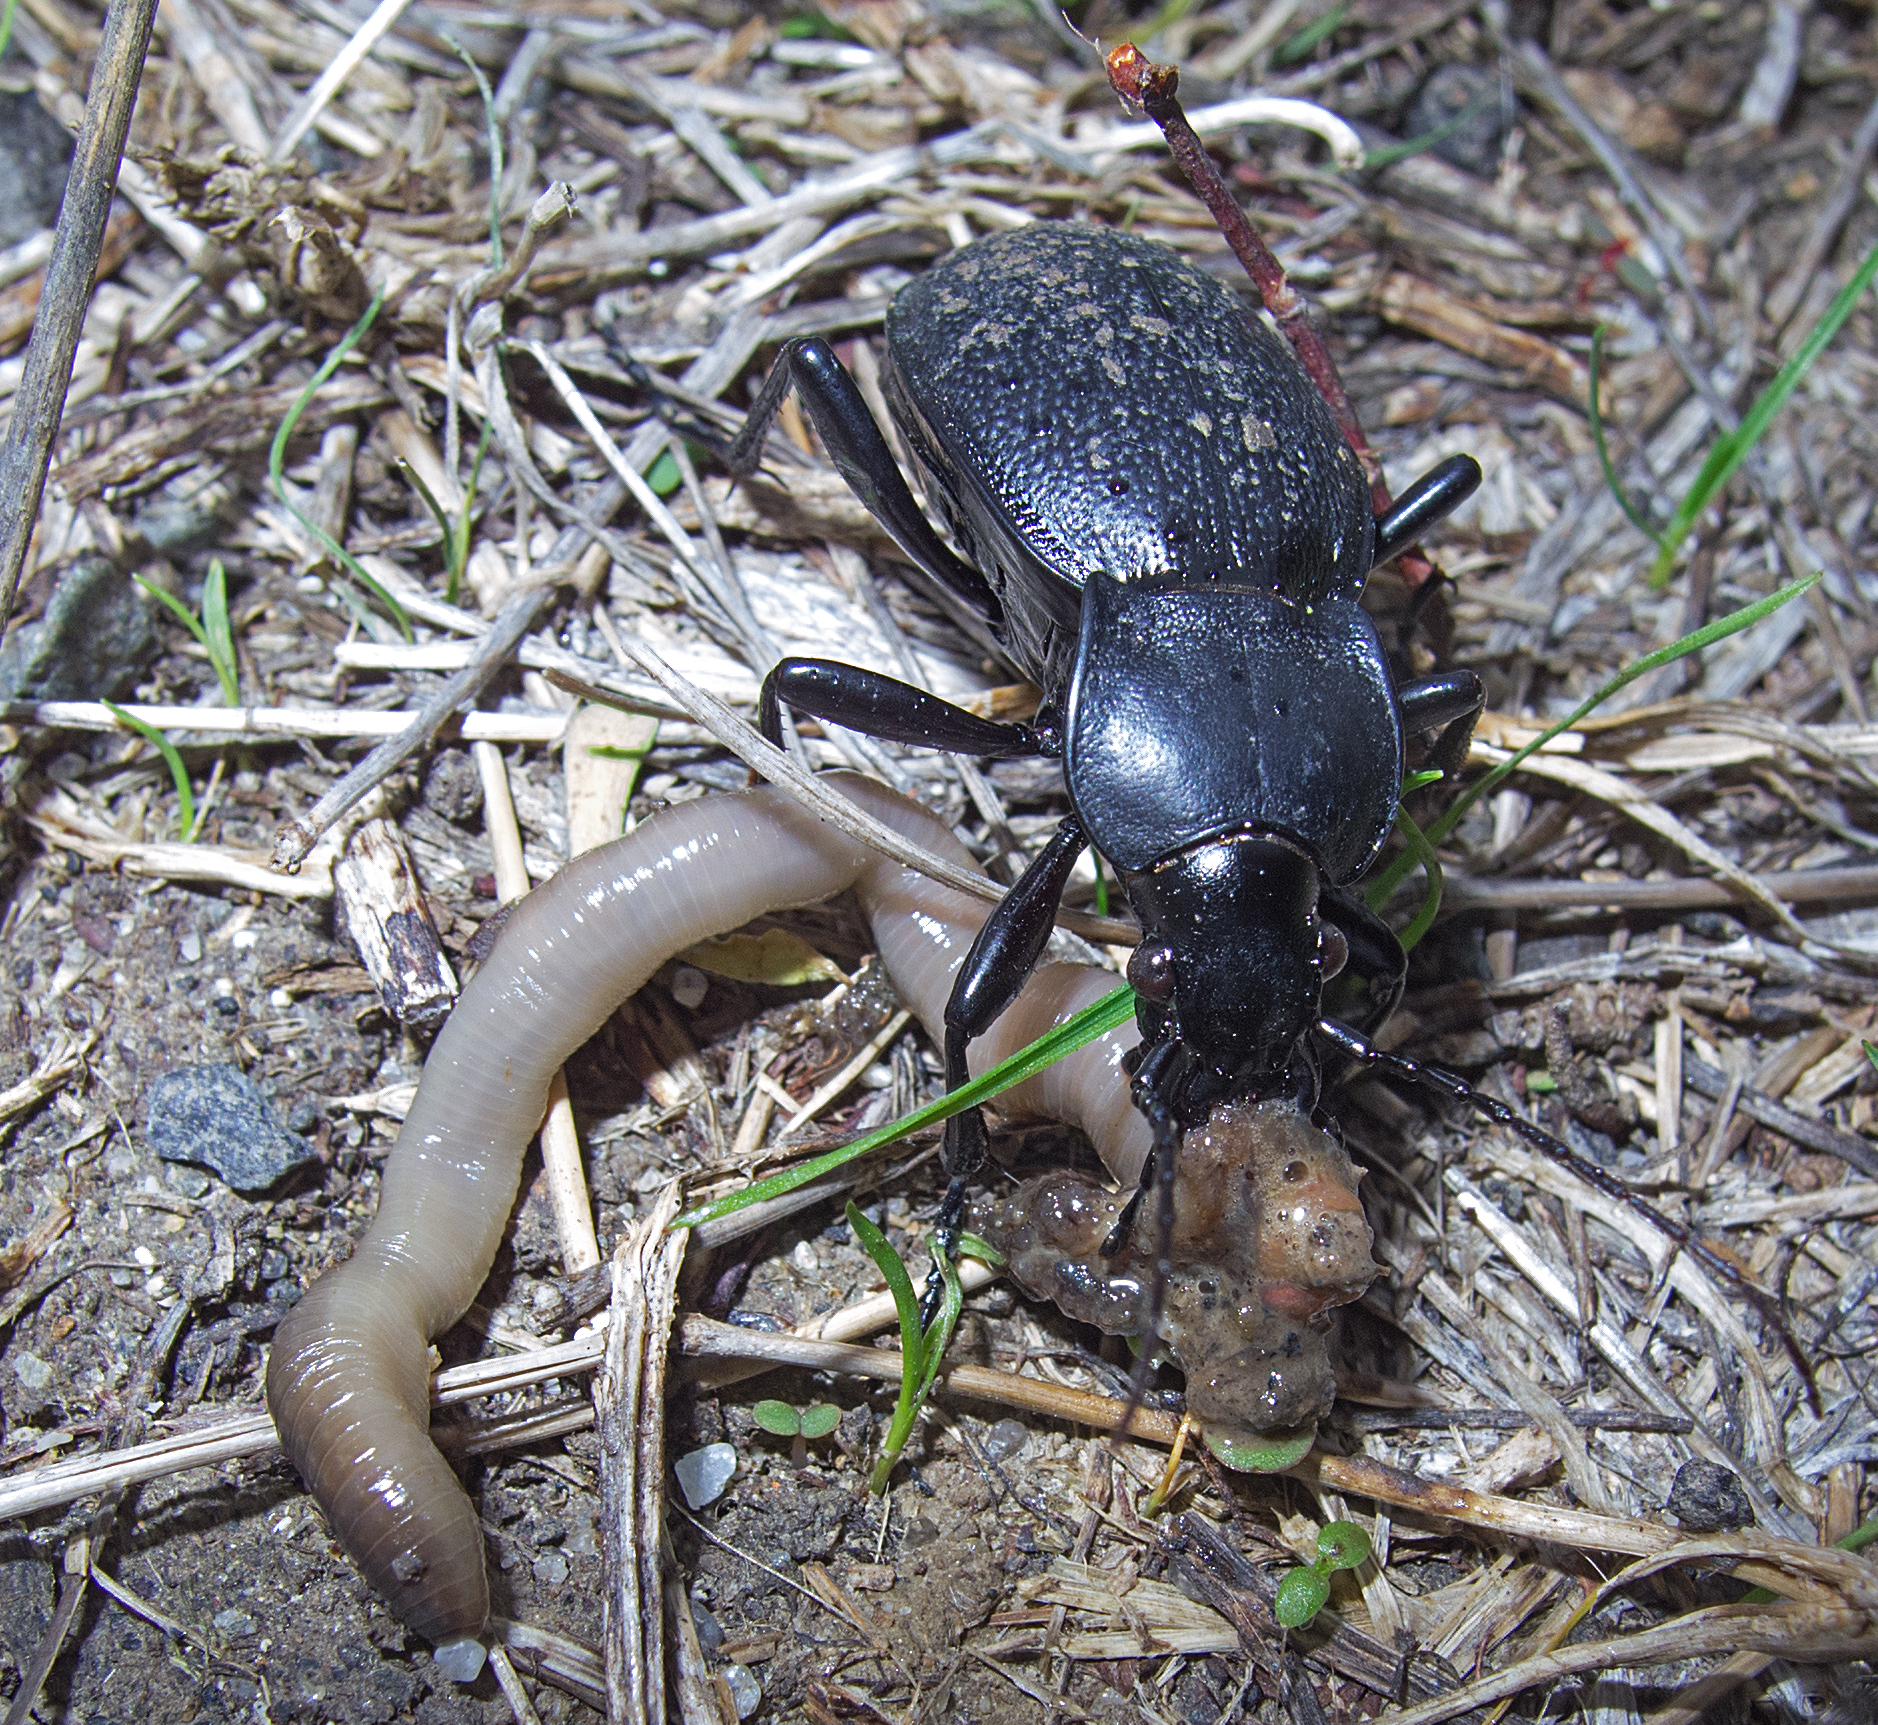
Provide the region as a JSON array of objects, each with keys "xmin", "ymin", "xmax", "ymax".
[
  {"xmin": 723, "ymin": 1663, "xmax": 761, "ymax": 1719},
  {"xmin": 673, "ymin": 1442, "xmax": 737, "ymax": 1510},
  {"xmin": 670, "ymin": 965, "xmax": 708, "ymax": 1009}
]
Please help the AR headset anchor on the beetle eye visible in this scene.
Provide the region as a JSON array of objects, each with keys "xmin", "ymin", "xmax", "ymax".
[
  {"xmin": 1127, "ymin": 941, "xmax": 1177, "ymax": 1002},
  {"xmin": 1320, "ymin": 925, "xmax": 1348, "ymax": 981}
]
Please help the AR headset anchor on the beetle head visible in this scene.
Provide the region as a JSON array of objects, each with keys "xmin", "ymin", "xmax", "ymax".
[{"xmin": 1124, "ymin": 832, "xmax": 1342, "ymax": 1102}]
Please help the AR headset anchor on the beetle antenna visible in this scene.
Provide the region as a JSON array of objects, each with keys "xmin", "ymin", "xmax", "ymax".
[{"xmin": 1318, "ymin": 1019, "xmax": 1823, "ymax": 1416}]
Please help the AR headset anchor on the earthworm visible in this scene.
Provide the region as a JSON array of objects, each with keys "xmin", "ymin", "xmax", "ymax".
[{"xmin": 267, "ymin": 771, "xmax": 1147, "ymax": 1679}]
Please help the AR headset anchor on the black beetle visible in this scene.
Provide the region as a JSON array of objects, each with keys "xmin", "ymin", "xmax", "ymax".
[{"xmin": 721, "ymin": 222, "xmax": 1484, "ymax": 1267}]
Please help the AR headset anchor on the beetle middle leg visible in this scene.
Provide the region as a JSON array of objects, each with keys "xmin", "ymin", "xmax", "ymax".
[{"xmin": 758, "ymin": 658, "xmax": 1049, "ymax": 759}]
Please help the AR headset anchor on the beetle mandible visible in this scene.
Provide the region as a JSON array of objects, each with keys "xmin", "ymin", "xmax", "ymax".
[{"xmin": 722, "ymin": 221, "xmax": 1484, "ymax": 1288}]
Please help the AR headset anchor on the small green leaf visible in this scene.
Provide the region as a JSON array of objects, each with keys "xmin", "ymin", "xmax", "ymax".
[
  {"xmin": 268, "ymin": 287, "xmax": 410, "ymax": 638},
  {"xmin": 797, "ymin": 1404, "xmax": 840, "ymax": 1440},
  {"xmin": 954, "ymin": 1230, "xmax": 1005, "ymax": 1269},
  {"xmin": 1317, "ymin": 1520, "xmax": 1371, "ymax": 1572},
  {"xmin": 1525, "ymin": 1071, "xmax": 1558, "ymax": 1094},
  {"xmin": 645, "ymin": 448, "xmax": 683, "ymax": 496},
  {"xmin": 680, "ymin": 929, "xmax": 844, "ymax": 988},
  {"xmin": 751, "ymin": 1400, "xmax": 802, "ymax": 1437},
  {"xmin": 1203, "ymin": 1424, "xmax": 1316, "ymax": 1473},
  {"xmin": 201, "ymin": 559, "xmax": 239, "ymax": 705},
  {"xmin": 1865, "ymin": 1040, "xmax": 1878, "ymax": 1076},
  {"xmin": 1273, "ymin": 1565, "xmax": 1331, "ymax": 1629}
]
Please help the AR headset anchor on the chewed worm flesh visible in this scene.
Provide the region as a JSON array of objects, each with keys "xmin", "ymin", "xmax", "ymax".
[{"xmin": 266, "ymin": 772, "xmax": 1378, "ymax": 1674}]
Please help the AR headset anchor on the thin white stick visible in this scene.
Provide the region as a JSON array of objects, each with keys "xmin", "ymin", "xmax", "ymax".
[
  {"xmin": 267, "ymin": 0, "xmax": 414, "ymax": 162},
  {"xmin": 3, "ymin": 700, "xmax": 569, "ymax": 744}
]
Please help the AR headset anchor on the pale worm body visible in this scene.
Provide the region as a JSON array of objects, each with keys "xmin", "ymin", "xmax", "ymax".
[{"xmin": 267, "ymin": 773, "xmax": 1146, "ymax": 1673}]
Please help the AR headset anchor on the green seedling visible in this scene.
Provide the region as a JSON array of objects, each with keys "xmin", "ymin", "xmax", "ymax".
[
  {"xmin": 644, "ymin": 448, "xmax": 684, "ymax": 497},
  {"xmin": 1273, "ymin": 1519, "xmax": 1371, "ymax": 1630},
  {"xmin": 104, "ymin": 704, "xmax": 200, "ymax": 841},
  {"xmin": 0, "ymin": 0, "xmax": 23, "ymax": 70},
  {"xmin": 1587, "ymin": 326, "xmax": 1663, "ymax": 551},
  {"xmin": 751, "ymin": 1399, "xmax": 841, "ymax": 1468},
  {"xmin": 843, "ymin": 1206, "xmax": 1003, "ymax": 1493},
  {"xmin": 135, "ymin": 558, "xmax": 239, "ymax": 706},
  {"xmin": 1361, "ymin": 96, "xmax": 1500, "ymax": 173},
  {"xmin": 268, "ymin": 288, "xmax": 410, "ymax": 638}
]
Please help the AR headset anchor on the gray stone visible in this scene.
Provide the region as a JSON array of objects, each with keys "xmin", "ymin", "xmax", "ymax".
[
  {"xmin": 423, "ymin": 749, "xmax": 483, "ymax": 824},
  {"xmin": 145, "ymin": 1064, "xmax": 316, "ymax": 1192},
  {"xmin": 0, "ymin": 554, "xmax": 157, "ymax": 702},
  {"xmin": 1666, "ymin": 1458, "xmax": 1754, "ymax": 1532},
  {"xmin": 0, "ymin": 82, "xmax": 71, "ymax": 248},
  {"xmin": 1404, "ymin": 64, "xmax": 1512, "ymax": 179}
]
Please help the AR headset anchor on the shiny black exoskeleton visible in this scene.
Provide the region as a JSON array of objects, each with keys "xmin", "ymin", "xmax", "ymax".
[{"xmin": 723, "ymin": 223, "xmax": 1485, "ymax": 1269}]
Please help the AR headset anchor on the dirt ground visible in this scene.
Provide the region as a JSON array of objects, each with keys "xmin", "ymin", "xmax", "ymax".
[{"xmin": 1, "ymin": 0, "xmax": 1877, "ymax": 1720}]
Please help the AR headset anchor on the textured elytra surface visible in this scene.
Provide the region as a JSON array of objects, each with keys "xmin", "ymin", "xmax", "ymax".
[{"xmin": 887, "ymin": 223, "xmax": 1375, "ymax": 603}]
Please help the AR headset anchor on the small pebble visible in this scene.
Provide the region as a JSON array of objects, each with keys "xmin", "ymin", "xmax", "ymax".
[
  {"xmin": 0, "ymin": 554, "xmax": 157, "ymax": 702},
  {"xmin": 178, "ymin": 933, "xmax": 202, "ymax": 963},
  {"xmin": 721, "ymin": 1664, "xmax": 761, "ymax": 1719},
  {"xmin": 423, "ymin": 749, "xmax": 484, "ymax": 825},
  {"xmin": 532, "ymin": 1551, "xmax": 570, "ymax": 1587},
  {"xmin": 670, "ymin": 965, "xmax": 708, "ymax": 1009},
  {"xmin": 689, "ymin": 1602, "xmax": 723, "ymax": 1653},
  {"xmin": 212, "ymin": 1608, "xmax": 257, "ymax": 1639},
  {"xmin": 1667, "ymin": 1459, "xmax": 1754, "ymax": 1532},
  {"xmin": 789, "ymin": 1239, "xmax": 819, "ymax": 1275},
  {"xmin": 673, "ymin": 1443, "xmax": 737, "ymax": 1510},
  {"xmin": 144, "ymin": 1064, "xmax": 317, "ymax": 1192},
  {"xmin": 12, "ymin": 1352, "xmax": 52, "ymax": 1392},
  {"xmin": 982, "ymin": 1418, "xmax": 1029, "ymax": 1463}
]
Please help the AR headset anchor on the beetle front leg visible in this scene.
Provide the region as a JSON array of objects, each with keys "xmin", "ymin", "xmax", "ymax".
[{"xmin": 919, "ymin": 815, "xmax": 1089, "ymax": 1319}]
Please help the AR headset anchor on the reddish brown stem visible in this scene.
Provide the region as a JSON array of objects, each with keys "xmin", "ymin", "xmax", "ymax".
[{"xmin": 1106, "ymin": 44, "xmax": 1387, "ymax": 508}]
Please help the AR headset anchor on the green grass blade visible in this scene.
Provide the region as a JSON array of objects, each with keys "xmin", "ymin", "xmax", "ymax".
[
  {"xmin": 268, "ymin": 288, "xmax": 409, "ymax": 638},
  {"xmin": 1649, "ymin": 237, "xmax": 1878, "ymax": 588},
  {"xmin": 133, "ymin": 574, "xmax": 213, "ymax": 652},
  {"xmin": 0, "ymin": 0, "xmax": 20, "ymax": 61},
  {"xmin": 1275, "ymin": 0, "xmax": 1347, "ymax": 65},
  {"xmin": 1588, "ymin": 326, "xmax": 1663, "ymax": 549},
  {"xmin": 447, "ymin": 35, "xmax": 504, "ymax": 267},
  {"xmin": 671, "ymin": 984, "xmax": 1137, "ymax": 1232},
  {"xmin": 104, "ymin": 703, "xmax": 196, "ymax": 840},
  {"xmin": 1391, "ymin": 806, "xmax": 1445, "ymax": 954},
  {"xmin": 1361, "ymin": 95, "xmax": 1497, "ymax": 173},
  {"xmin": 201, "ymin": 559, "xmax": 239, "ymax": 705},
  {"xmin": 1366, "ymin": 575, "xmax": 1818, "ymax": 909}
]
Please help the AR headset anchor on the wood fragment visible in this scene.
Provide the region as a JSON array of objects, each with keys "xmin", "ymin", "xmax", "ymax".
[{"xmin": 332, "ymin": 818, "xmax": 458, "ymax": 1030}]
